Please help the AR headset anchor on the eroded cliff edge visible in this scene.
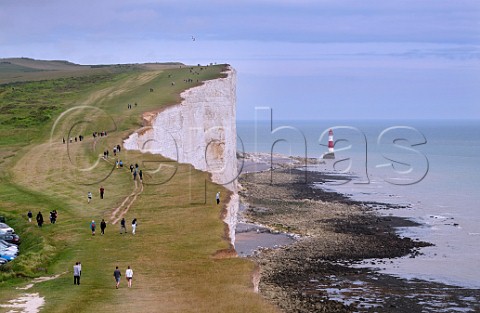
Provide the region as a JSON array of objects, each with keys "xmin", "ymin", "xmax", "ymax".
[{"xmin": 124, "ymin": 66, "xmax": 239, "ymax": 244}]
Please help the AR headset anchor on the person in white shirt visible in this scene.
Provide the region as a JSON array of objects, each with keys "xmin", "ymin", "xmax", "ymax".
[
  {"xmin": 73, "ymin": 262, "xmax": 81, "ymax": 285},
  {"xmin": 126, "ymin": 265, "xmax": 133, "ymax": 288},
  {"xmin": 131, "ymin": 218, "xmax": 137, "ymax": 235}
]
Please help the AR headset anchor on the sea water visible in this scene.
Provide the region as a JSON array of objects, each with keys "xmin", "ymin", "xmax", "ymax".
[{"xmin": 237, "ymin": 119, "xmax": 480, "ymax": 288}]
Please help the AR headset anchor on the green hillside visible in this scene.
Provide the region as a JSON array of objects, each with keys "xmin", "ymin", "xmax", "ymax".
[{"xmin": 0, "ymin": 59, "xmax": 277, "ymax": 313}]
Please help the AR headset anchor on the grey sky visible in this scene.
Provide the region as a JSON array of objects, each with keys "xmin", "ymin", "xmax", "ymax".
[{"xmin": 1, "ymin": 0, "xmax": 479, "ymax": 120}]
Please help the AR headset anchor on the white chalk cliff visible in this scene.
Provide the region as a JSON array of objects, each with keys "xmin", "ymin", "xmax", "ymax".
[{"xmin": 124, "ymin": 67, "xmax": 239, "ymax": 244}]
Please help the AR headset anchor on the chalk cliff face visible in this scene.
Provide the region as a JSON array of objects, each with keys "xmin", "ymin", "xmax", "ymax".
[{"xmin": 124, "ymin": 67, "xmax": 239, "ymax": 244}]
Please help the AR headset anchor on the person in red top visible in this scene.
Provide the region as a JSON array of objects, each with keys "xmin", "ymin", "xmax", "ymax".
[{"xmin": 99, "ymin": 186, "xmax": 105, "ymax": 199}]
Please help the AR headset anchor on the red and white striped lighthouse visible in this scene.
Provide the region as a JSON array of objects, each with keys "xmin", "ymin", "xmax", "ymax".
[
  {"xmin": 323, "ymin": 129, "xmax": 335, "ymax": 159},
  {"xmin": 328, "ymin": 129, "xmax": 334, "ymax": 153}
]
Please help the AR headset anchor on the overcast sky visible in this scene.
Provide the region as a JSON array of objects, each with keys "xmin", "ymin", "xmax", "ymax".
[{"xmin": 1, "ymin": 0, "xmax": 479, "ymax": 120}]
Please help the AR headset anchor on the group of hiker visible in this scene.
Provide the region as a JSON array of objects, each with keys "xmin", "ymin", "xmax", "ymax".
[
  {"xmin": 113, "ymin": 144, "xmax": 121, "ymax": 156},
  {"xmin": 50, "ymin": 119, "xmax": 154, "ymax": 291},
  {"xmin": 62, "ymin": 135, "xmax": 84, "ymax": 144},
  {"xmin": 101, "ymin": 144, "xmax": 144, "ymax": 181},
  {"xmin": 130, "ymin": 163, "xmax": 143, "ymax": 181},
  {"xmin": 103, "ymin": 144, "xmax": 122, "ymax": 159},
  {"xmin": 119, "ymin": 217, "xmax": 137, "ymax": 235},
  {"xmin": 49, "ymin": 210, "xmax": 58, "ymax": 224},
  {"xmin": 73, "ymin": 262, "xmax": 134, "ymax": 289},
  {"xmin": 92, "ymin": 131, "xmax": 108, "ymax": 138},
  {"xmin": 86, "ymin": 186, "xmax": 105, "ymax": 202},
  {"xmin": 62, "ymin": 132, "xmax": 143, "ymax": 182},
  {"xmin": 28, "ymin": 210, "xmax": 58, "ymax": 227},
  {"xmin": 89, "ymin": 219, "xmax": 106, "ymax": 236},
  {"xmin": 89, "ymin": 217, "xmax": 137, "ymax": 236},
  {"xmin": 113, "ymin": 265, "xmax": 134, "ymax": 288}
]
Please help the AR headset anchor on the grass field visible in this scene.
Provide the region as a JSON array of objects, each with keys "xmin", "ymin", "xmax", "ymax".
[{"xmin": 0, "ymin": 59, "xmax": 277, "ymax": 313}]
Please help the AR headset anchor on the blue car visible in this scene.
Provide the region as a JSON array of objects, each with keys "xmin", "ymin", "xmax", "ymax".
[{"xmin": 0, "ymin": 253, "xmax": 15, "ymax": 261}]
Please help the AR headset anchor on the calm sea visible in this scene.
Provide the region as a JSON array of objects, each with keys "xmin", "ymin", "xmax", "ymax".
[{"xmin": 236, "ymin": 119, "xmax": 480, "ymax": 288}]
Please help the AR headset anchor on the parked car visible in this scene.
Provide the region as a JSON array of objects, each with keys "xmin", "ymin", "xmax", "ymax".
[
  {"xmin": 0, "ymin": 222, "xmax": 19, "ymax": 263},
  {"xmin": 0, "ymin": 223, "xmax": 14, "ymax": 235},
  {"xmin": 0, "ymin": 233, "xmax": 20, "ymax": 245},
  {"xmin": 0, "ymin": 247, "xmax": 17, "ymax": 256},
  {"xmin": 0, "ymin": 239, "xmax": 18, "ymax": 249},
  {"xmin": 0, "ymin": 243, "xmax": 18, "ymax": 253},
  {"xmin": 0, "ymin": 241, "xmax": 18, "ymax": 254},
  {"xmin": 0, "ymin": 249, "xmax": 17, "ymax": 257},
  {"xmin": 0, "ymin": 248, "xmax": 18, "ymax": 256},
  {"xmin": 0, "ymin": 253, "xmax": 15, "ymax": 261}
]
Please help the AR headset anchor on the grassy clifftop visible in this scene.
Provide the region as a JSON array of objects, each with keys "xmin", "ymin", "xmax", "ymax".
[{"xmin": 0, "ymin": 60, "xmax": 277, "ymax": 313}]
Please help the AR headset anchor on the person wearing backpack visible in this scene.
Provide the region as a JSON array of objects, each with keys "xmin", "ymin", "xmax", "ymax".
[{"xmin": 90, "ymin": 220, "xmax": 96, "ymax": 235}]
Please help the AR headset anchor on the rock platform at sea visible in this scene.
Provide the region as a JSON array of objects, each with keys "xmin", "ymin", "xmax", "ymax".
[{"xmin": 238, "ymin": 167, "xmax": 480, "ymax": 313}]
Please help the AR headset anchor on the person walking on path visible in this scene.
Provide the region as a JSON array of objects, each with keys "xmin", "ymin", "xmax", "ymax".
[
  {"xmin": 216, "ymin": 191, "xmax": 220, "ymax": 205},
  {"xmin": 90, "ymin": 220, "xmax": 96, "ymax": 235},
  {"xmin": 99, "ymin": 186, "xmax": 105, "ymax": 199},
  {"xmin": 100, "ymin": 219, "xmax": 106, "ymax": 235},
  {"xmin": 113, "ymin": 266, "xmax": 121, "ymax": 288},
  {"xmin": 126, "ymin": 266, "xmax": 133, "ymax": 288},
  {"xmin": 120, "ymin": 218, "xmax": 126, "ymax": 234},
  {"xmin": 133, "ymin": 170, "xmax": 137, "ymax": 181},
  {"xmin": 139, "ymin": 170, "xmax": 143, "ymax": 181},
  {"xmin": 87, "ymin": 192, "xmax": 92, "ymax": 203},
  {"xmin": 36, "ymin": 211, "xmax": 44, "ymax": 227},
  {"xmin": 131, "ymin": 218, "xmax": 137, "ymax": 235},
  {"xmin": 73, "ymin": 262, "xmax": 81, "ymax": 285},
  {"xmin": 27, "ymin": 210, "xmax": 33, "ymax": 222}
]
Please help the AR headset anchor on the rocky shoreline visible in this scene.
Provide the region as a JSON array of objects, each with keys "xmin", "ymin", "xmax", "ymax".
[{"xmin": 238, "ymin": 168, "xmax": 480, "ymax": 313}]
